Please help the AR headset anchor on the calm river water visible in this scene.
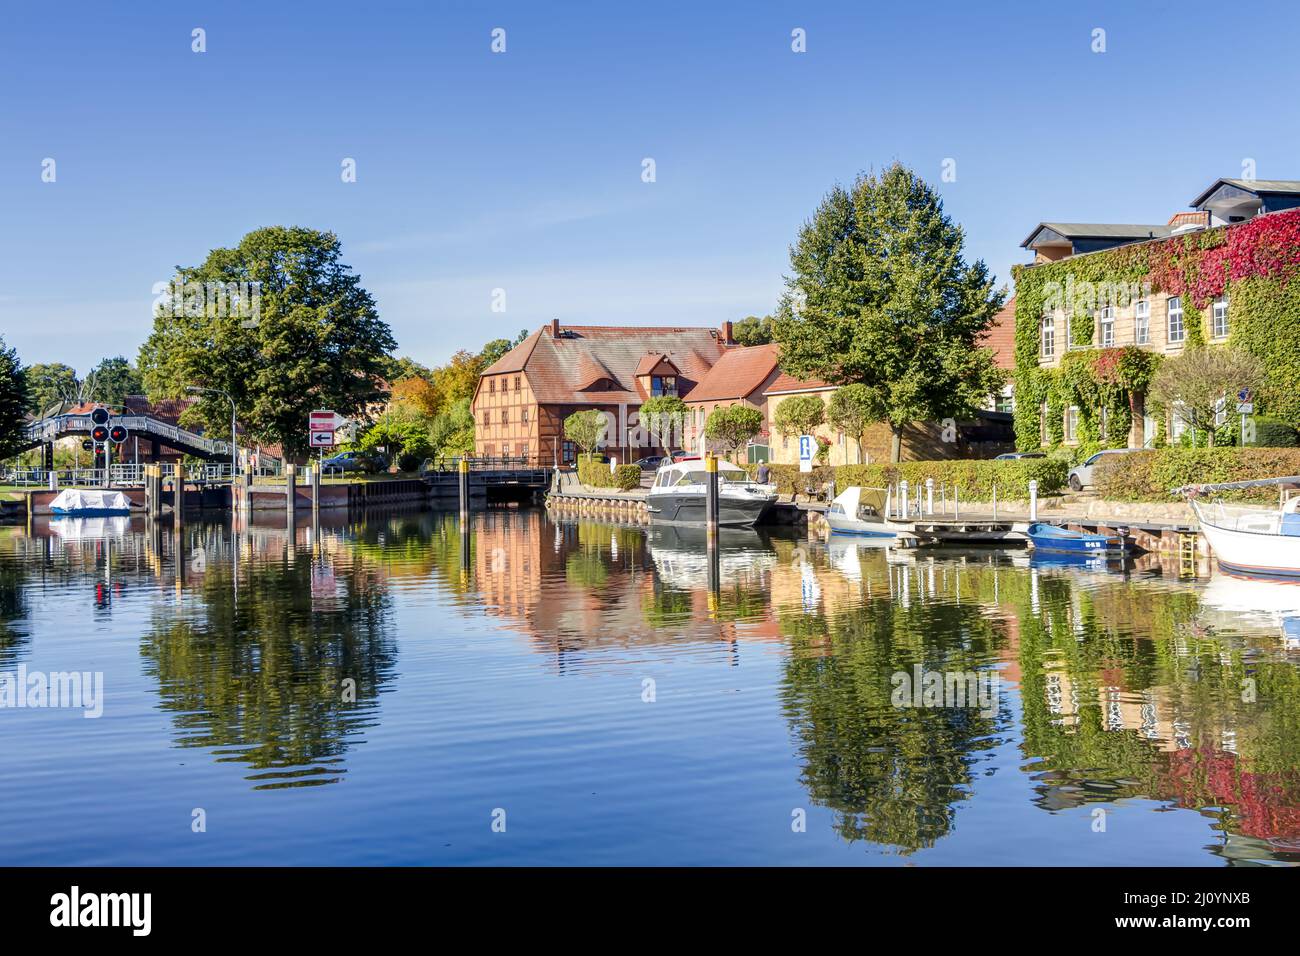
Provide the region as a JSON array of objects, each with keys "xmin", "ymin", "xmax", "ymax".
[{"xmin": 1, "ymin": 506, "xmax": 1298, "ymax": 865}]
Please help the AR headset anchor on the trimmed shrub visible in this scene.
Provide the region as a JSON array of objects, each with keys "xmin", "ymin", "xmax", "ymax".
[
  {"xmin": 1249, "ymin": 416, "xmax": 1299, "ymax": 448},
  {"xmin": 1093, "ymin": 447, "xmax": 1300, "ymax": 502},
  {"xmin": 747, "ymin": 457, "xmax": 1068, "ymax": 500},
  {"xmin": 396, "ymin": 452, "xmax": 422, "ymax": 473},
  {"xmin": 578, "ymin": 457, "xmax": 642, "ymax": 491}
]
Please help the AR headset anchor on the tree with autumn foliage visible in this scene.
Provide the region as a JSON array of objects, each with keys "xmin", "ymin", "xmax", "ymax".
[{"xmin": 774, "ymin": 163, "xmax": 1005, "ymax": 462}]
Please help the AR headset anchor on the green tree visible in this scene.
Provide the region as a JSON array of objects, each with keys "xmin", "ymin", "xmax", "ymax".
[
  {"xmin": 138, "ymin": 226, "xmax": 396, "ymax": 458},
  {"xmin": 0, "ymin": 338, "xmax": 29, "ymax": 459},
  {"xmin": 732, "ymin": 315, "xmax": 776, "ymax": 346},
  {"xmin": 478, "ymin": 329, "xmax": 530, "ymax": 370},
  {"xmin": 637, "ymin": 395, "xmax": 689, "ymax": 450},
  {"xmin": 88, "ymin": 356, "xmax": 143, "ymax": 407},
  {"xmin": 1150, "ymin": 346, "xmax": 1263, "ymax": 447},
  {"xmin": 25, "ymin": 362, "xmax": 78, "ymax": 415},
  {"xmin": 429, "ymin": 397, "xmax": 475, "ymax": 459},
  {"xmin": 772, "ymin": 393, "xmax": 825, "ymax": 439},
  {"xmin": 827, "ymin": 384, "xmax": 876, "ymax": 462},
  {"xmin": 564, "ymin": 409, "xmax": 607, "ymax": 456},
  {"xmin": 705, "ymin": 404, "xmax": 763, "ymax": 460},
  {"xmin": 774, "ymin": 163, "xmax": 1005, "ymax": 462}
]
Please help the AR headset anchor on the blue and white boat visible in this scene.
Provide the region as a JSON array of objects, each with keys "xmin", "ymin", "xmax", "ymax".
[
  {"xmin": 1025, "ymin": 522, "xmax": 1126, "ymax": 556},
  {"xmin": 826, "ymin": 487, "xmax": 899, "ymax": 538},
  {"xmin": 50, "ymin": 489, "xmax": 132, "ymax": 517}
]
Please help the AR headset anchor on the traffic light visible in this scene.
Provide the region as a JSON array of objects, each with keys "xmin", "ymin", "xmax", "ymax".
[
  {"xmin": 90, "ymin": 408, "xmax": 110, "ymax": 426},
  {"xmin": 91, "ymin": 425, "xmax": 109, "ymax": 442},
  {"xmin": 109, "ymin": 425, "xmax": 128, "ymax": 444},
  {"xmin": 82, "ymin": 439, "xmax": 94, "ymax": 451}
]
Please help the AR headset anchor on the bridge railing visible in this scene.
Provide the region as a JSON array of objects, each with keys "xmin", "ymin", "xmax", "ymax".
[
  {"xmin": 23, "ymin": 413, "xmax": 232, "ymax": 457},
  {"xmin": 422, "ymin": 456, "xmax": 545, "ymax": 473}
]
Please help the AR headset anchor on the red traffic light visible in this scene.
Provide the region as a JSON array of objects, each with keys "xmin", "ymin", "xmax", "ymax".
[
  {"xmin": 91, "ymin": 425, "xmax": 109, "ymax": 442},
  {"xmin": 109, "ymin": 425, "xmax": 128, "ymax": 444}
]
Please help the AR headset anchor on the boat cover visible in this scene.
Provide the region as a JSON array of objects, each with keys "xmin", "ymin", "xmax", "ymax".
[{"xmin": 50, "ymin": 489, "xmax": 133, "ymax": 513}]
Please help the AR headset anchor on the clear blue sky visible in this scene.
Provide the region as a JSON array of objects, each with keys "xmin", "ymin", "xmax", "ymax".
[{"xmin": 2, "ymin": 0, "xmax": 1297, "ymax": 372}]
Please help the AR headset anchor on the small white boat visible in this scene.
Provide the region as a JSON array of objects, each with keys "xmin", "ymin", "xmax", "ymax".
[
  {"xmin": 825, "ymin": 486, "xmax": 901, "ymax": 538},
  {"xmin": 1181, "ymin": 476, "xmax": 1300, "ymax": 578},
  {"xmin": 49, "ymin": 489, "xmax": 133, "ymax": 517}
]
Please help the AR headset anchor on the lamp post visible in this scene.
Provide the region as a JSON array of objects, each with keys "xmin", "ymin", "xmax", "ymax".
[{"xmin": 186, "ymin": 386, "xmax": 238, "ymax": 480}]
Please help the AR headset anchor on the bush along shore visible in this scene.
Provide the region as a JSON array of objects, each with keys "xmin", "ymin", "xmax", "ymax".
[
  {"xmin": 1093, "ymin": 447, "xmax": 1300, "ymax": 502},
  {"xmin": 745, "ymin": 458, "xmax": 1069, "ymax": 501}
]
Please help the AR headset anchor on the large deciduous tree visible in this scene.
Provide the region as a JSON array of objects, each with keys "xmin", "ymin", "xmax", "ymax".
[
  {"xmin": 88, "ymin": 356, "xmax": 143, "ymax": 407},
  {"xmin": 138, "ymin": 226, "xmax": 395, "ymax": 458},
  {"xmin": 637, "ymin": 395, "xmax": 689, "ymax": 450},
  {"xmin": 0, "ymin": 338, "xmax": 29, "ymax": 460},
  {"xmin": 774, "ymin": 163, "xmax": 1006, "ymax": 462},
  {"xmin": 25, "ymin": 362, "xmax": 79, "ymax": 415}
]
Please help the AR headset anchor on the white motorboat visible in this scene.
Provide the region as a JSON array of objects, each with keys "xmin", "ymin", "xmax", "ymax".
[
  {"xmin": 646, "ymin": 458, "xmax": 777, "ymax": 527},
  {"xmin": 1181, "ymin": 476, "xmax": 1300, "ymax": 578}
]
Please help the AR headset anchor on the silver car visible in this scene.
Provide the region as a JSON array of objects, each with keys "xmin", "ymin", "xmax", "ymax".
[{"xmin": 1067, "ymin": 448, "xmax": 1141, "ymax": 491}]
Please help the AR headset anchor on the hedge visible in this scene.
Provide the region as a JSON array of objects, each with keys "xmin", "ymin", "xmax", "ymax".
[
  {"xmin": 748, "ymin": 458, "xmax": 1068, "ymax": 500},
  {"xmin": 577, "ymin": 456, "xmax": 642, "ymax": 491},
  {"xmin": 1093, "ymin": 447, "xmax": 1300, "ymax": 502}
]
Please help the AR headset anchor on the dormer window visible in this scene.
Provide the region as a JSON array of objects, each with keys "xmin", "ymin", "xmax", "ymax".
[{"xmin": 651, "ymin": 375, "xmax": 677, "ymax": 397}]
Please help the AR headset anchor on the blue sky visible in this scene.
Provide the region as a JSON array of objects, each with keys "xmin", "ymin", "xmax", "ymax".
[{"xmin": 2, "ymin": 0, "xmax": 1298, "ymax": 372}]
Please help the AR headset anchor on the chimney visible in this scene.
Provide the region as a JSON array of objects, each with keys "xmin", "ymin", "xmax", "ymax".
[
  {"xmin": 721, "ymin": 320, "xmax": 733, "ymax": 344},
  {"xmin": 551, "ymin": 318, "xmax": 560, "ymax": 337}
]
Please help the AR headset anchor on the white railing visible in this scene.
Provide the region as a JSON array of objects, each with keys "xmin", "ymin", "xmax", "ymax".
[{"xmin": 23, "ymin": 413, "xmax": 231, "ymax": 457}]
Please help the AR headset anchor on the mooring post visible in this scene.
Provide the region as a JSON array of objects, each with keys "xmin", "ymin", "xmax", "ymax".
[
  {"xmin": 899, "ymin": 480, "xmax": 909, "ymax": 520},
  {"xmin": 705, "ymin": 453, "xmax": 719, "ymax": 537},
  {"xmin": 992, "ymin": 483, "xmax": 998, "ymax": 521},
  {"xmin": 954, "ymin": 485, "xmax": 960, "ymax": 520},
  {"xmin": 1028, "ymin": 479, "xmax": 1039, "ymax": 522},
  {"xmin": 285, "ymin": 463, "xmax": 296, "ymax": 519},
  {"xmin": 310, "ymin": 462, "xmax": 320, "ymax": 514},
  {"xmin": 458, "ymin": 457, "xmax": 469, "ymax": 515},
  {"xmin": 925, "ymin": 478, "xmax": 934, "ymax": 516}
]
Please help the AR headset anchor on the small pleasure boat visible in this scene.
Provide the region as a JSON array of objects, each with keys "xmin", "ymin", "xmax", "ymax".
[
  {"xmin": 1025, "ymin": 522, "xmax": 1127, "ymax": 556},
  {"xmin": 825, "ymin": 486, "xmax": 899, "ymax": 538},
  {"xmin": 646, "ymin": 457, "xmax": 777, "ymax": 527},
  {"xmin": 1181, "ymin": 477, "xmax": 1300, "ymax": 578}
]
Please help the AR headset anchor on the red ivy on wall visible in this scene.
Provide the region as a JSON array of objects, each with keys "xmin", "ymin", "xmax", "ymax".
[{"xmin": 1147, "ymin": 208, "xmax": 1300, "ymax": 308}]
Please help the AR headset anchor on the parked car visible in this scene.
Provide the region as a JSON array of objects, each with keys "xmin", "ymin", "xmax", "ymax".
[
  {"xmin": 633, "ymin": 455, "xmax": 665, "ymax": 470},
  {"xmin": 994, "ymin": 451, "xmax": 1046, "ymax": 460},
  {"xmin": 668, "ymin": 450, "xmax": 694, "ymax": 463},
  {"xmin": 1067, "ymin": 448, "xmax": 1142, "ymax": 491},
  {"xmin": 321, "ymin": 451, "xmax": 386, "ymax": 475}
]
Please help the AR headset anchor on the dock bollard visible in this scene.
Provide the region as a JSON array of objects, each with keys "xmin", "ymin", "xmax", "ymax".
[
  {"xmin": 899, "ymin": 480, "xmax": 909, "ymax": 520},
  {"xmin": 458, "ymin": 458, "xmax": 469, "ymax": 515},
  {"xmin": 1028, "ymin": 479, "xmax": 1038, "ymax": 521},
  {"xmin": 925, "ymin": 478, "xmax": 934, "ymax": 516}
]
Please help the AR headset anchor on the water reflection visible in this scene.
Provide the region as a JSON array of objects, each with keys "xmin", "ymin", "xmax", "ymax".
[{"xmin": 1, "ymin": 507, "xmax": 1299, "ymax": 862}]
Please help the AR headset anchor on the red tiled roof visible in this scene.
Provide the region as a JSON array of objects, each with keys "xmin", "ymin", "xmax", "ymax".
[
  {"xmin": 478, "ymin": 323, "xmax": 726, "ymax": 405},
  {"xmin": 981, "ymin": 296, "xmax": 1016, "ymax": 371},
  {"xmin": 763, "ymin": 370, "xmax": 834, "ymax": 395},
  {"xmin": 686, "ymin": 343, "xmax": 781, "ymax": 403}
]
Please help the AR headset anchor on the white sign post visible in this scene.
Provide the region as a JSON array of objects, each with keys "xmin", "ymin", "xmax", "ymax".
[
  {"xmin": 798, "ymin": 434, "xmax": 814, "ymax": 474},
  {"xmin": 310, "ymin": 430, "xmax": 334, "ymax": 448},
  {"xmin": 309, "ymin": 409, "xmax": 346, "ymax": 452}
]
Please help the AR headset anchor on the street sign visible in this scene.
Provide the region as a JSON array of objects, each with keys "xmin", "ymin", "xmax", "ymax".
[
  {"xmin": 798, "ymin": 434, "xmax": 814, "ymax": 474},
  {"xmin": 82, "ymin": 439, "xmax": 93, "ymax": 451},
  {"xmin": 1237, "ymin": 402, "xmax": 1254, "ymax": 415},
  {"xmin": 1238, "ymin": 388, "xmax": 1252, "ymax": 402},
  {"xmin": 310, "ymin": 409, "xmax": 346, "ymax": 432},
  {"xmin": 310, "ymin": 430, "xmax": 335, "ymax": 448}
]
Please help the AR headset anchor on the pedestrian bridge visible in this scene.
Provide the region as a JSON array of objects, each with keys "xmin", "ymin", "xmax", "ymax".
[{"xmin": 22, "ymin": 412, "xmax": 234, "ymax": 460}]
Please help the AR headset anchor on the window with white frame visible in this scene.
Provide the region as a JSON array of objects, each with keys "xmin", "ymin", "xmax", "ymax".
[
  {"xmin": 1064, "ymin": 406, "xmax": 1079, "ymax": 443},
  {"xmin": 1135, "ymin": 299, "xmax": 1150, "ymax": 345},
  {"xmin": 1100, "ymin": 305, "xmax": 1115, "ymax": 347},
  {"xmin": 1041, "ymin": 312, "xmax": 1055, "ymax": 358},
  {"xmin": 1212, "ymin": 296, "xmax": 1229, "ymax": 339},
  {"xmin": 1168, "ymin": 296, "xmax": 1185, "ymax": 344}
]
